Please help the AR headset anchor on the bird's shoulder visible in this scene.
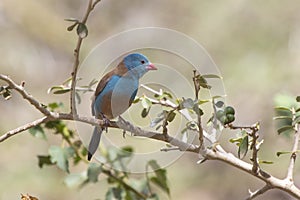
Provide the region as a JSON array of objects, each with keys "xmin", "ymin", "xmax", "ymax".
[{"xmin": 94, "ymin": 61, "xmax": 128, "ymax": 97}]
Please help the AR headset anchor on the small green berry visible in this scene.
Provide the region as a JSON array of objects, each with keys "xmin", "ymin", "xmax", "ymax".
[
  {"xmin": 224, "ymin": 106, "xmax": 235, "ymax": 115},
  {"xmin": 226, "ymin": 114, "xmax": 235, "ymax": 123},
  {"xmin": 216, "ymin": 110, "xmax": 225, "ymax": 120},
  {"xmin": 220, "ymin": 115, "xmax": 229, "ymax": 125}
]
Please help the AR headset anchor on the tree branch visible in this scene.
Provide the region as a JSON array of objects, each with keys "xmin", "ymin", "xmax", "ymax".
[
  {"xmin": 70, "ymin": 0, "xmax": 102, "ymax": 115},
  {"xmin": 205, "ymin": 145, "xmax": 300, "ymax": 199},
  {"xmin": 0, "ymin": 116, "xmax": 49, "ymax": 142},
  {"xmin": 2, "ymin": 73, "xmax": 300, "ymax": 199},
  {"xmin": 250, "ymin": 126, "xmax": 260, "ymax": 174},
  {"xmin": 0, "ymin": 74, "xmax": 51, "ymax": 116}
]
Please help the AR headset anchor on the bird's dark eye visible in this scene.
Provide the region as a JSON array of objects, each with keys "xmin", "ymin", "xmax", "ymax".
[{"xmin": 141, "ymin": 60, "xmax": 145, "ymax": 64}]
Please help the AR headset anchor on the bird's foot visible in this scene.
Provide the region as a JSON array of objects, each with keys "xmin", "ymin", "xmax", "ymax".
[{"xmin": 100, "ymin": 113, "xmax": 110, "ymax": 133}]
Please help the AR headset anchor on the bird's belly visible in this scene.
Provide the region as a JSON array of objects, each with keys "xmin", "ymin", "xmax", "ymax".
[{"xmin": 95, "ymin": 78, "xmax": 138, "ymax": 119}]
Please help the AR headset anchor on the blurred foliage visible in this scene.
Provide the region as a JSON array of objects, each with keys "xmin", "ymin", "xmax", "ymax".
[{"xmin": 27, "ymin": 102, "xmax": 170, "ymax": 200}]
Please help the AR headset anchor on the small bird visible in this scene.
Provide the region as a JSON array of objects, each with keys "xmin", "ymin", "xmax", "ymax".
[{"xmin": 88, "ymin": 53, "xmax": 157, "ymax": 160}]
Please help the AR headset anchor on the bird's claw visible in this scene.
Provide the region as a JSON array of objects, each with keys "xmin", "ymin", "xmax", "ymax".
[{"xmin": 100, "ymin": 113, "xmax": 110, "ymax": 133}]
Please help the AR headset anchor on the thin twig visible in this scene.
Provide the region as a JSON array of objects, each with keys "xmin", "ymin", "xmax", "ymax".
[
  {"xmin": 246, "ymin": 184, "xmax": 271, "ymax": 200},
  {"xmin": 192, "ymin": 70, "xmax": 204, "ymax": 148},
  {"xmin": 286, "ymin": 120, "xmax": 300, "ymax": 182},
  {"xmin": 227, "ymin": 123, "xmax": 258, "ymax": 131},
  {"xmin": 70, "ymin": 0, "xmax": 102, "ymax": 115},
  {"xmin": 250, "ymin": 127, "xmax": 260, "ymax": 174},
  {"xmin": 0, "ymin": 117, "xmax": 49, "ymax": 142}
]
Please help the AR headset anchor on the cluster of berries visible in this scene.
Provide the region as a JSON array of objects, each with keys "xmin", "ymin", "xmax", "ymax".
[{"xmin": 216, "ymin": 106, "xmax": 235, "ymax": 125}]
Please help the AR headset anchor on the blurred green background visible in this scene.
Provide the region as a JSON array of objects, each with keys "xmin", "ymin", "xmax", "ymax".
[{"xmin": 1, "ymin": 0, "xmax": 300, "ymax": 199}]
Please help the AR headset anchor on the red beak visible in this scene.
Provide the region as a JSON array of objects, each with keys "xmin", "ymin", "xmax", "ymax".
[{"xmin": 146, "ymin": 63, "xmax": 157, "ymax": 70}]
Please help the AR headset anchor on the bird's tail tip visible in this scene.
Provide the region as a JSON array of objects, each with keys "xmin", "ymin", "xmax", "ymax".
[{"xmin": 87, "ymin": 152, "xmax": 93, "ymax": 161}]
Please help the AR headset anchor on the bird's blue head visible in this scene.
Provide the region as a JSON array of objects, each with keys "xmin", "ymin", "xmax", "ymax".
[{"xmin": 123, "ymin": 53, "xmax": 157, "ymax": 78}]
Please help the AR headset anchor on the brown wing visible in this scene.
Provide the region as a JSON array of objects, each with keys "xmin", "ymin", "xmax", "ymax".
[
  {"xmin": 91, "ymin": 61, "xmax": 128, "ymax": 116},
  {"xmin": 94, "ymin": 61, "xmax": 128, "ymax": 97}
]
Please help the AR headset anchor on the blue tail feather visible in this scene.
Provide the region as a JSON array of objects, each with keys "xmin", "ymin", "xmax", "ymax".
[{"xmin": 87, "ymin": 126, "xmax": 102, "ymax": 161}]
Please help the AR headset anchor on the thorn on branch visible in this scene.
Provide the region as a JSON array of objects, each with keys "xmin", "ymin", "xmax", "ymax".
[{"xmin": 246, "ymin": 184, "xmax": 271, "ymax": 200}]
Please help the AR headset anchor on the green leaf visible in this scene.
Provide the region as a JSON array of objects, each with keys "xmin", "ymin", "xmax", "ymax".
[
  {"xmin": 181, "ymin": 98, "xmax": 194, "ymax": 109},
  {"xmin": 193, "ymin": 104, "xmax": 203, "ymax": 116},
  {"xmin": 121, "ymin": 146, "xmax": 134, "ymax": 156},
  {"xmin": 87, "ymin": 163, "xmax": 102, "ymax": 183},
  {"xmin": 186, "ymin": 121, "xmax": 198, "ymax": 130},
  {"xmin": 148, "ymin": 160, "xmax": 170, "ymax": 195},
  {"xmin": 150, "ymin": 117, "xmax": 164, "ymax": 128},
  {"xmin": 273, "ymin": 116, "xmax": 293, "ymax": 120},
  {"xmin": 67, "ymin": 23, "xmax": 78, "ymax": 31},
  {"xmin": 141, "ymin": 96, "xmax": 152, "ymax": 109},
  {"xmin": 167, "ymin": 111, "xmax": 176, "ymax": 122},
  {"xmin": 76, "ymin": 23, "xmax": 88, "ymax": 38},
  {"xmin": 132, "ymin": 97, "xmax": 140, "ymax": 104},
  {"xmin": 150, "ymin": 176, "xmax": 170, "ymax": 195},
  {"xmin": 0, "ymin": 86, "xmax": 4, "ymax": 94},
  {"xmin": 48, "ymin": 146, "xmax": 75, "ymax": 173},
  {"xmin": 0, "ymin": 86, "xmax": 12, "ymax": 100},
  {"xmin": 37, "ymin": 155, "xmax": 53, "ymax": 168},
  {"xmin": 106, "ymin": 187, "xmax": 124, "ymax": 200},
  {"xmin": 155, "ymin": 124, "xmax": 162, "ymax": 130},
  {"xmin": 198, "ymin": 99, "xmax": 210, "ymax": 105},
  {"xmin": 64, "ymin": 18, "xmax": 79, "ymax": 22},
  {"xmin": 201, "ymin": 74, "xmax": 222, "ymax": 79},
  {"xmin": 148, "ymin": 194, "xmax": 159, "ymax": 200},
  {"xmin": 238, "ymin": 135, "xmax": 248, "ymax": 159},
  {"xmin": 75, "ymin": 92, "xmax": 81, "ymax": 104},
  {"xmin": 114, "ymin": 146, "xmax": 134, "ymax": 159},
  {"xmin": 45, "ymin": 120, "xmax": 61, "ymax": 129},
  {"xmin": 148, "ymin": 160, "xmax": 161, "ymax": 171},
  {"xmin": 196, "ymin": 75, "xmax": 211, "ymax": 89},
  {"xmin": 47, "ymin": 86, "xmax": 64, "ymax": 94},
  {"xmin": 229, "ymin": 137, "xmax": 243, "ymax": 144},
  {"xmin": 88, "ymin": 79, "xmax": 98, "ymax": 87},
  {"xmin": 64, "ymin": 173, "xmax": 87, "ymax": 188},
  {"xmin": 296, "ymin": 96, "xmax": 300, "ymax": 102},
  {"xmin": 53, "ymin": 89, "xmax": 71, "ymax": 94},
  {"xmin": 163, "ymin": 91, "xmax": 173, "ymax": 99},
  {"xmin": 29, "ymin": 125, "xmax": 46, "ymax": 140},
  {"xmin": 274, "ymin": 106, "xmax": 292, "ymax": 111},
  {"xmin": 259, "ymin": 160, "xmax": 274, "ymax": 164},
  {"xmin": 215, "ymin": 101, "xmax": 224, "ymax": 108},
  {"xmin": 141, "ymin": 108, "xmax": 150, "ymax": 118},
  {"xmin": 48, "ymin": 102, "xmax": 63, "ymax": 111},
  {"xmin": 2, "ymin": 90, "xmax": 11, "ymax": 100},
  {"xmin": 277, "ymin": 126, "xmax": 294, "ymax": 135},
  {"xmin": 276, "ymin": 151, "xmax": 292, "ymax": 157}
]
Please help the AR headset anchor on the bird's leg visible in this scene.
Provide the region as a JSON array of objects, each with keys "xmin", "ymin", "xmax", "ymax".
[{"xmin": 99, "ymin": 113, "xmax": 110, "ymax": 133}]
